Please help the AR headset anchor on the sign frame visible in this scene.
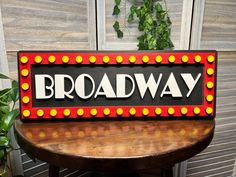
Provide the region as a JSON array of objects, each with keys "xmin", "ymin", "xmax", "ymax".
[{"xmin": 18, "ymin": 50, "xmax": 217, "ymax": 120}]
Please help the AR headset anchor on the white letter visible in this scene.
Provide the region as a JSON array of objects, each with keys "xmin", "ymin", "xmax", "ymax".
[
  {"xmin": 75, "ymin": 74, "xmax": 95, "ymax": 99},
  {"xmin": 54, "ymin": 75, "xmax": 74, "ymax": 99},
  {"xmin": 181, "ymin": 73, "xmax": 201, "ymax": 97},
  {"xmin": 134, "ymin": 73, "xmax": 162, "ymax": 99},
  {"xmin": 94, "ymin": 73, "xmax": 116, "ymax": 98},
  {"xmin": 161, "ymin": 72, "xmax": 182, "ymax": 97},
  {"xmin": 116, "ymin": 74, "xmax": 135, "ymax": 98},
  {"xmin": 35, "ymin": 75, "xmax": 54, "ymax": 99}
]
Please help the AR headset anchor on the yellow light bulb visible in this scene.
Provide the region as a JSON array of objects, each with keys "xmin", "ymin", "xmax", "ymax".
[
  {"xmin": 64, "ymin": 109, "xmax": 71, "ymax": 116},
  {"xmin": 142, "ymin": 108, "xmax": 149, "ymax": 116},
  {"xmin": 103, "ymin": 56, "xmax": 110, "ymax": 63},
  {"xmin": 48, "ymin": 56, "xmax": 56, "ymax": 63},
  {"xmin": 76, "ymin": 56, "xmax": 83, "ymax": 63},
  {"xmin": 142, "ymin": 56, "xmax": 149, "ymax": 63},
  {"xmin": 129, "ymin": 56, "xmax": 136, "ymax": 63},
  {"xmin": 116, "ymin": 56, "xmax": 123, "ymax": 63},
  {"xmin": 168, "ymin": 55, "xmax": 175, "ymax": 63},
  {"xmin": 206, "ymin": 95, "xmax": 214, "ymax": 102},
  {"xmin": 77, "ymin": 109, "xmax": 84, "ymax": 116},
  {"xmin": 89, "ymin": 56, "xmax": 96, "ymax": 63},
  {"xmin": 34, "ymin": 56, "xmax": 42, "ymax": 63},
  {"xmin": 21, "ymin": 69, "xmax": 29, "ymax": 77},
  {"xmin": 103, "ymin": 108, "xmax": 110, "ymax": 116},
  {"xmin": 90, "ymin": 108, "xmax": 97, "ymax": 116},
  {"xmin": 50, "ymin": 109, "xmax": 57, "ymax": 117},
  {"xmin": 207, "ymin": 81, "xmax": 214, "ymax": 89},
  {"xmin": 129, "ymin": 108, "xmax": 136, "ymax": 116},
  {"xmin": 193, "ymin": 107, "xmax": 201, "ymax": 115},
  {"xmin": 23, "ymin": 110, "xmax": 30, "ymax": 117},
  {"xmin": 62, "ymin": 56, "xmax": 69, "ymax": 63},
  {"xmin": 206, "ymin": 107, "xmax": 213, "ymax": 115},
  {"xmin": 22, "ymin": 83, "xmax": 29, "ymax": 91},
  {"xmin": 168, "ymin": 107, "xmax": 175, "ymax": 115},
  {"xmin": 155, "ymin": 56, "xmax": 162, "ymax": 63},
  {"xmin": 116, "ymin": 108, "xmax": 123, "ymax": 116},
  {"xmin": 182, "ymin": 55, "xmax": 189, "ymax": 63},
  {"xmin": 207, "ymin": 68, "xmax": 214, "ymax": 76},
  {"xmin": 22, "ymin": 96, "xmax": 30, "ymax": 104},
  {"xmin": 155, "ymin": 108, "xmax": 162, "ymax": 115},
  {"xmin": 194, "ymin": 55, "xmax": 201, "ymax": 63},
  {"xmin": 181, "ymin": 107, "xmax": 188, "ymax": 115},
  {"xmin": 207, "ymin": 55, "xmax": 215, "ymax": 63},
  {"xmin": 20, "ymin": 56, "xmax": 28, "ymax": 64},
  {"xmin": 37, "ymin": 109, "xmax": 44, "ymax": 117}
]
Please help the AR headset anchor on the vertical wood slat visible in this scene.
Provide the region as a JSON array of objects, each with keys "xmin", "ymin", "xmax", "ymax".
[
  {"xmin": 190, "ymin": 0, "xmax": 205, "ymax": 49},
  {"xmin": 179, "ymin": 0, "xmax": 193, "ymax": 49},
  {"xmin": 0, "ymin": 5, "xmax": 9, "ymax": 88}
]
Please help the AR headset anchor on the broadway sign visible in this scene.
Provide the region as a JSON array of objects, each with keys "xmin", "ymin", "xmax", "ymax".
[{"xmin": 18, "ymin": 51, "xmax": 217, "ymax": 120}]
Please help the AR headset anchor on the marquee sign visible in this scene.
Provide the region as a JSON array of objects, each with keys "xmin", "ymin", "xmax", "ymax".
[{"xmin": 18, "ymin": 51, "xmax": 217, "ymax": 120}]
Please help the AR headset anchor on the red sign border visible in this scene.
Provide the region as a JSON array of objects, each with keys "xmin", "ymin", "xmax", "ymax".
[{"xmin": 18, "ymin": 51, "xmax": 217, "ymax": 120}]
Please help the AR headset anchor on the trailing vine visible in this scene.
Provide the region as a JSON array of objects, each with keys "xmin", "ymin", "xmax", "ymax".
[{"xmin": 112, "ymin": 0, "xmax": 174, "ymax": 50}]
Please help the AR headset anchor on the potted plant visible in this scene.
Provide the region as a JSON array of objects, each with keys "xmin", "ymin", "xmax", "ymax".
[
  {"xmin": 112, "ymin": 0, "xmax": 174, "ymax": 50},
  {"xmin": 0, "ymin": 73, "xmax": 19, "ymax": 176}
]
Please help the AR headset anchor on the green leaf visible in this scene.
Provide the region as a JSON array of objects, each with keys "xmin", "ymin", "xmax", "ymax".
[
  {"xmin": 112, "ymin": 5, "xmax": 120, "ymax": 15},
  {"xmin": 117, "ymin": 30, "xmax": 123, "ymax": 38},
  {"xmin": 0, "ymin": 88, "xmax": 11, "ymax": 98},
  {"xmin": 130, "ymin": 5, "xmax": 137, "ymax": 14},
  {"xmin": 1, "ymin": 109, "xmax": 19, "ymax": 132},
  {"xmin": 155, "ymin": 3, "xmax": 163, "ymax": 13},
  {"xmin": 11, "ymin": 80, "xmax": 18, "ymax": 88},
  {"xmin": 0, "ymin": 136, "xmax": 9, "ymax": 147},
  {"xmin": 114, "ymin": 0, "xmax": 121, "ymax": 5},
  {"xmin": 10, "ymin": 80, "xmax": 19, "ymax": 102},
  {"xmin": 128, "ymin": 14, "xmax": 134, "ymax": 23},
  {"xmin": 113, "ymin": 21, "xmax": 120, "ymax": 31},
  {"xmin": 0, "ymin": 149, "xmax": 5, "ymax": 160},
  {"xmin": 0, "ymin": 106, "xmax": 10, "ymax": 118},
  {"xmin": 0, "ymin": 73, "xmax": 10, "ymax": 80},
  {"xmin": 111, "ymin": 0, "xmax": 174, "ymax": 51},
  {"xmin": 0, "ymin": 100, "xmax": 7, "ymax": 107},
  {"xmin": 166, "ymin": 16, "xmax": 172, "ymax": 25}
]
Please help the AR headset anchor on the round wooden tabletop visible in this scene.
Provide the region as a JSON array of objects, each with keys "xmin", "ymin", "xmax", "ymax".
[{"xmin": 14, "ymin": 119, "xmax": 214, "ymax": 172}]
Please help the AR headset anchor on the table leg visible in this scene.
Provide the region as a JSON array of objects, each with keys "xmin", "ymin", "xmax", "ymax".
[
  {"xmin": 161, "ymin": 167, "xmax": 173, "ymax": 177},
  {"xmin": 90, "ymin": 172, "xmax": 140, "ymax": 177},
  {"xmin": 49, "ymin": 165, "xmax": 60, "ymax": 177}
]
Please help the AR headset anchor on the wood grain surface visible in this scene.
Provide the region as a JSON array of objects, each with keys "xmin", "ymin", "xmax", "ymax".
[
  {"xmin": 1, "ymin": 0, "xmax": 96, "ymax": 51},
  {"xmin": 15, "ymin": 119, "xmax": 214, "ymax": 172},
  {"xmin": 201, "ymin": 0, "xmax": 236, "ymax": 50}
]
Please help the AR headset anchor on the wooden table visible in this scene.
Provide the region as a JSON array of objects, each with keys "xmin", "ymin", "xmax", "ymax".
[{"xmin": 14, "ymin": 119, "xmax": 214, "ymax": 177}]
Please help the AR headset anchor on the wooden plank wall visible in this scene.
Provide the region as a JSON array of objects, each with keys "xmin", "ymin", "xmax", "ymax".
[
  {"xmin": 200, "ymin": 0, "xmax": 236, "ymax": 51},
  {"xmin": 187, "ymin": 0, "xmax": 236, "ymax": 176},
  {"xmin": 1, "ymin": 0, "xmax": 96, "ymax": 80}
]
